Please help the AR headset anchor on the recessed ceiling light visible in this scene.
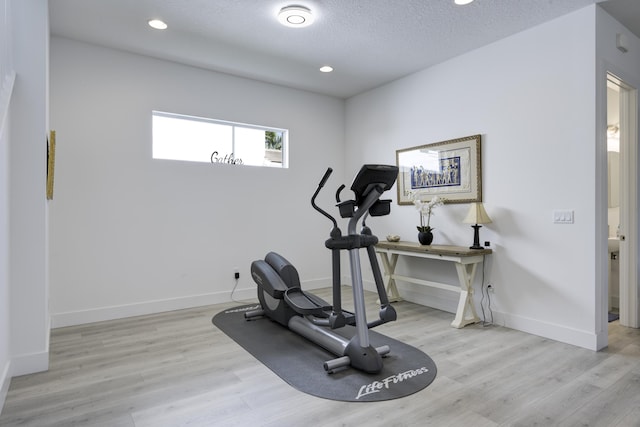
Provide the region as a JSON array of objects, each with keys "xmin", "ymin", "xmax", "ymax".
[
  {"xmin": 148, "ymin": 19, "xmax": 168, "ymax": 30},
  {"xmin": 278, "ymin": 6, "xmax": 314, "ymax": 28},
  {"xmin": 319, "ymin": 66, "xmax": 333, "ymax": 73},
  {"xmin": 454, "ymin": 0, "xmax": 474, "ymax": 4}
]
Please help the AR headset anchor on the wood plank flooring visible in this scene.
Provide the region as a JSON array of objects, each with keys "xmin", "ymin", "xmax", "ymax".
[{"xmin": 1, "ymin": 288, "xmax": 640, "ymax": 426}]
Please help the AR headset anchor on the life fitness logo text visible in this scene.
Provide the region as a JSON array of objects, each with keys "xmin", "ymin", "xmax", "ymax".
[{"xmin": 355, "ymin": 367, "xmax": 430, "ymax": 400}]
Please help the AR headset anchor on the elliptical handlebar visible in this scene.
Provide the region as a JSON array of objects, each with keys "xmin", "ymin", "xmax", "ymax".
[
  {"xmin": 318, "ymin": 167, "xmax": 333, "ymax": 188},
  {"xmin": 311, "ymin": 167, "xmax": 338, "ymax": 230},
  {"xmin": 335, "ymin": 184, "xmax": 346, "ymax": 203}
]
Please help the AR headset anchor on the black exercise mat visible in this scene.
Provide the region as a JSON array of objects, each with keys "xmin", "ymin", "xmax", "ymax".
[{"xmin": 212, "ymin": 304, "xmax": 437, "ymax": 402}]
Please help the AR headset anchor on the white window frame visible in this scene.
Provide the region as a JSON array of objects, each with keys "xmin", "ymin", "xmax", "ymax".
[{"xmin": 152, "ymin": 111, "xmax": 288, "ymax": 168}]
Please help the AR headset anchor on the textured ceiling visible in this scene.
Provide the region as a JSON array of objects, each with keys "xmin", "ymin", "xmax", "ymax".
[
  {"xmin": 50, "ymin": 0, "xmax": 635, "ymax": 99},
  {"xmin": 600, "ymin": 0, "xmax": 640, "ymax": 40}
]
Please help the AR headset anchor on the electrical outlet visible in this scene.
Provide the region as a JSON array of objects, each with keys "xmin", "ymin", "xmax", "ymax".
[
  {"xmin": 487, "ymin": 283, "xmax": 495, "ymax": 292},
  {"xmin": 234, "ymin": 267, "xmax": 240, "ymax": 280}
]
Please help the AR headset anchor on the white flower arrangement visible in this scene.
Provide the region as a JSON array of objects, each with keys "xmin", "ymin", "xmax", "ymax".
[{"xmin": 410, "ymin": 193, "xmax": 445, "ymax": 232}]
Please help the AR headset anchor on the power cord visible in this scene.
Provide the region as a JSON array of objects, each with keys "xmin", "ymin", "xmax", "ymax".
[
  {"xmin": 230, "ymin": 272, "xmax": 243, "ymax": 303},
  {"xmin": 479, "ymin": 254, "xmax": 494, "ymax": 326}
]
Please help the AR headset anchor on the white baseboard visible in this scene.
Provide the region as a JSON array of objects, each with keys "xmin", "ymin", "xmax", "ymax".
[
  {"xmin": 366, "ymin": 279, "xmax": 599, "ymax": 351},
  {"xmin": 0, "ymin": 324, "xmax": 50, "ymax": 414},
  {"xmin": 397, "ymin": 286, "xmax": 458, "ymax": 314},
  {"xmin": 10, "ymin": 350, "xmax": 48, "ymax": 377},
  {"xmin": 51, "ymin": 278, "xmax": 332, "ymax": 328},
  {"xmin": 301, "ymin": 277, "xmax": 331, "ymax": 291},
  {"xmin": 51, "ymin": 289, "xmax": 252, "ymax": 328},
  {"xmin": 497, "ymin": 311, "xmax": 599, "ymax": 351}
]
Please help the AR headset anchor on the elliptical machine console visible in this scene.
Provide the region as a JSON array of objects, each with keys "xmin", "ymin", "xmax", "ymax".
[{"xmin": 245, "ymin": 165, "xmax": 399, "ymax": 373}]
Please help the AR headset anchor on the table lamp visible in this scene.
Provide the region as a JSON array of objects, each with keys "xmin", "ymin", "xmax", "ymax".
[{"xmin": 463, "ymin": 202, "xmax": 492, "ymax": 249}]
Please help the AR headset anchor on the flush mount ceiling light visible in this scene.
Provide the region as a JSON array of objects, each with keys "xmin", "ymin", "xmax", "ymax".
[
  {"xmin": 319, "ymin": 65, "xmax": 333, "ymax": 73},
  {"xmin": 148, "ymin": 19, "xmax": 168, "ymax": 30},
  {"xmin": 278, "ymin": 5, "xmax": 314, "ymax": 28},
  {"xmin": 454, "ymin": 0, "xmax": 474, "ymax": 5}
]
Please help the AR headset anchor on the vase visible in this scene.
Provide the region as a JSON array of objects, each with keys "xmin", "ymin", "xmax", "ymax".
[{"xmin": 418, "ymin": 231, "xmax": 433, "ymax": 245}]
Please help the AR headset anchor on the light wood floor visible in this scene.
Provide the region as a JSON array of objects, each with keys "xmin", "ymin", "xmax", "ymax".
[{"xmin": 1, "ymin": 289, "xmax": 640, "ymax": 427}]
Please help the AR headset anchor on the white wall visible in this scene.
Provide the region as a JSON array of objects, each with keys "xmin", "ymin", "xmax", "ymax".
[
  {"xmin": 0, "ymin": 117, "xmax": 9, "ymax": 412},
  {"xmin": 0, "ymin": 0, "xmax": 13, "ymax": 410},
  {"xmin": 596, "ymin": 5, "xmax": 640, "ymax": 329},
  {"xmin": 596, "ymin": 9, "xmax": 640, "ymax": 344},
  {"xmin": 8, "ymin": 0, "xmax": 49, "ymax": 377},
  {"xmin": 347, "ymin": 7, "xmax": 601, "ymax": 349},
  {"xmin": 49, "ymin": 38, "xmax": 346, "ymax": 326},
  {"xmin": 1, "ymin": 0, "xmax": 49, "ymax": 412}
]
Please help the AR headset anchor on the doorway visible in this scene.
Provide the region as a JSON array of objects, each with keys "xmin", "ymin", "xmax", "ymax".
[{"xmin": 606, "ymin": 73, "xmax": 638, "ymax": 329}]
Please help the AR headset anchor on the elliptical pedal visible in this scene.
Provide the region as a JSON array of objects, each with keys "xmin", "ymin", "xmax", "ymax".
[{"xmin": 284, "ymin": 287, "xmax": 331, "ymax": 316}]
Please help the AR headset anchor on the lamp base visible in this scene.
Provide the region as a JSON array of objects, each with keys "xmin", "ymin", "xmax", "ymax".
[{"xmin": 470, "ymin": 224, "xmax": 483, "ymax": 250}]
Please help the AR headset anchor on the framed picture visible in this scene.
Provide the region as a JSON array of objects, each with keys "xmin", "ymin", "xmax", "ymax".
[{"xmin": 396, "ymin": 134, "xmax": 481, "ymax": 205}]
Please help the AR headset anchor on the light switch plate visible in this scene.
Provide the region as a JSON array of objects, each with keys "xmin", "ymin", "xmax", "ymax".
[{"xmin": 553, "ymin": 209, "xmax": 574, "ymax": 224}]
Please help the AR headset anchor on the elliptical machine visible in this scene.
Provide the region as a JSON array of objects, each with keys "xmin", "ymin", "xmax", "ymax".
[{"xmin": 245, "ymin": 164, "xmax": 399, "ymax": 373}]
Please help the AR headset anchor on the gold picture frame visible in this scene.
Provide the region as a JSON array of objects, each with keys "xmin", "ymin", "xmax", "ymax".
[
  {"xmin": 396, "ymin": 134, "xmax": 481, "ymax": 205},
  {"xmin": 46, "ymin": 130, "xmax": 56, "ymax": 200}
]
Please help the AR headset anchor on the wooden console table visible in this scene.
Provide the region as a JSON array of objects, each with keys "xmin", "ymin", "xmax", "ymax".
[{"xmin": 375, "ymin": 241, "xmax": 492, "ymax": 328}]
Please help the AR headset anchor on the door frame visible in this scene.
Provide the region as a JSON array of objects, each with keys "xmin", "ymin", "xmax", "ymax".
[{"xmin": 607, "ymin": 72, "xmax": 639, "ymax": 329}]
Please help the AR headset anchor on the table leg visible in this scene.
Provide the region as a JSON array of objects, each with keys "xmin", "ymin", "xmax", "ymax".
[
  {"xmin": 451, "ymin": 262, "xmax": 480, "ymax": 328},
  {"xmin": 378, "ymin": 252, "xmax": 402, "ymax": 302}
]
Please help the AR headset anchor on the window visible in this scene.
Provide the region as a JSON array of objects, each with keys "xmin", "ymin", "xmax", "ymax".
[{"xmin": 152, "ymin": 111, "xmax": 288, "ymax": 168}]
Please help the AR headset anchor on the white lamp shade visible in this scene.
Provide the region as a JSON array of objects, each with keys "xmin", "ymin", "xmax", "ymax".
[{"xmin": 463, "ymin": 202, "xmax": 492, "ymax": 225}]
